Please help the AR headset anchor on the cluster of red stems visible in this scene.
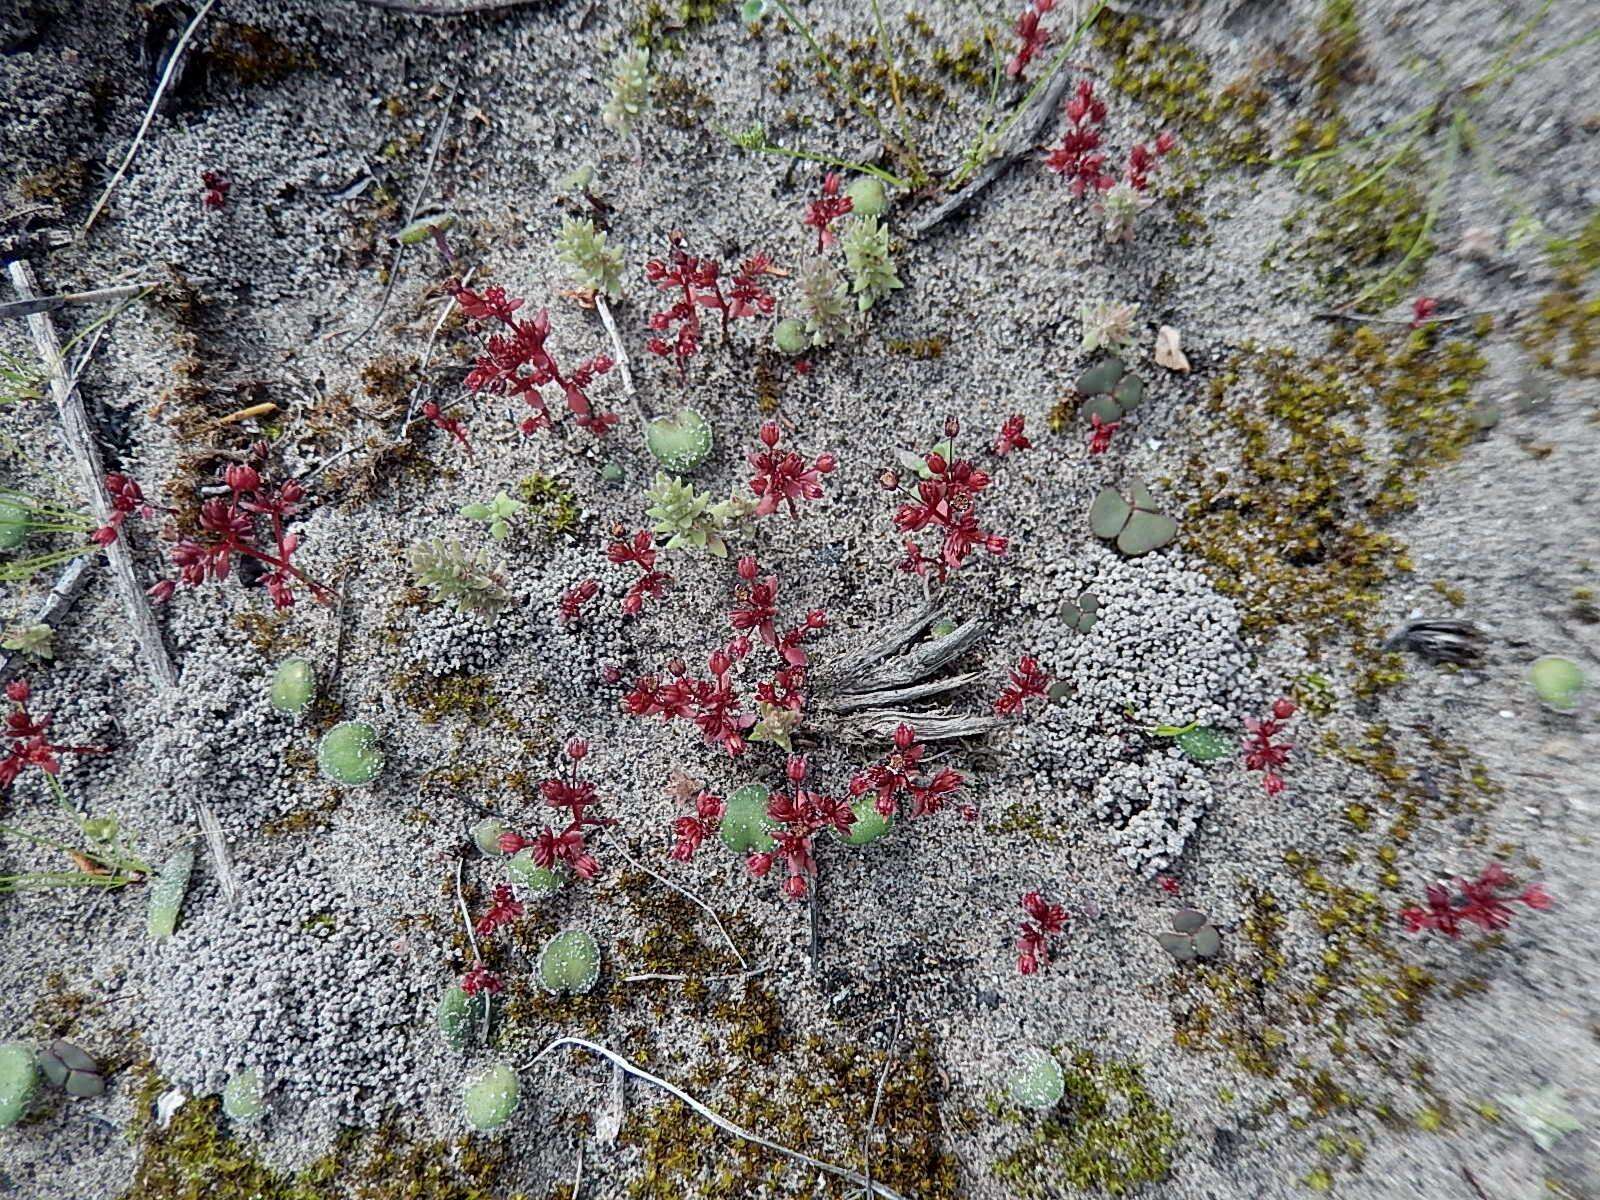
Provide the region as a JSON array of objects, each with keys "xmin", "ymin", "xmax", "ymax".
[
  {"xmin": 802, "ymin": 173, "xmax": 854, "ymax": 252},
  {"xmin": 460, "ymin": 739, "xmax": 612, "ymax": 998},
  {"xmin": 1400, "ymin": 863, "xmax": 1551, "ymax": 939},
  {"xmin": 449, "ymin": 280, "xmax": 619, "ymax": 440},
  {"xmin": 200, "ymin": 171, "xmax": 229, "ymax": 211},
  {"xmin": 1242, "ymin": 697, "xmax": 1296, "ymax": 795},
  {"xmin": 0, "ymin": 679, "xmax": 105, "ymax": 796},
  {"xmin": 883, "ymin": 415, "xmax": 1027, "ymax": 583},
  {"xmin": 625, "ymin": 553, "xmax": 826, "ymax": 757},
  {"xmin": 1008, "ymin": 0, "xmax": 1057, "ymax": 78},
  {"xmin": 1044, "ymin": 81, "xmax": 1176, "ymax": 196},
  {"xmin": 645, "ymin": 236, "xmax": 777, "ymax": 377},
  {"xmin": 1015, "ymin": 890, "xmax": 1069, "ymax": 974},
  {"xmin": 149, "ymin": 450, "xmax": 332, "ymax": 611}
]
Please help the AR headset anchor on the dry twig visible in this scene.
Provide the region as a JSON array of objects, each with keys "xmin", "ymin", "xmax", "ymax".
[
  {"xmin": 602, "ymin": 829, "xmax": 748, "ymax": 971},
  {"xmin": 347, "ymin": 0, "xmax": 542, "ymax": 14},
  {"xmin": 523, "ymin": 1037, "xmax": 911, "ymax": 1200},
  {"xmin": 84, "ymin": 0, "xmax": 219, "ymax": 233},
  {"xmin": 5, "ymin": 262, "xmax": 176, "ymax": 688}
]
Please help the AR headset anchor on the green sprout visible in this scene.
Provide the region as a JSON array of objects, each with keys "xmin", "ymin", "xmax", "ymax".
[{"xmin": 459, "ymin": 491, "xmax": 526, "ymax": 541}]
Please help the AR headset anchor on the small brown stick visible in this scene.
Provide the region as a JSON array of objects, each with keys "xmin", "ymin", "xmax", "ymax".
[
  {"xmin": 6, "ymin": 262, "xmax": 176, "ymax": 688},
  {"xmin": 523, "ymin": 1037, "xmax": 911, "ymax": 1200},
  {"xmin": 602, "ymin": 829, "xmax": 748, "ymax": 971},
  {"xmin": 403, "ymin": 265, "xmax": 475, "ymax": 430},
  {"xmin": 217, "ymin": 402, "xmax": 278, "ymax": 426},
  {"xmin": 0, "ymin": 282, "xmax": 162, "ymax": 321},
  {"xmin": 0, "ymin": 556, "xmax": 93, "ymax": 686},
  {"xmin": 347, "ymin": 0, "xmax": 542, "ymax": 14},
  {"xmin": 1312, "ymin": 308, "xmax": 1506, "ymax": 325},
  {"xmin": 910, "ymin": 62, "xmax": 1076, "ymax": 237},
  {"xmin": 342, "ymin": 83, "xmax": 457, "ymax": 350},
  {"xmin": 861, "ymin": 1010, "xmax": 904, "ymax": 1200},
  {"xmin": 84, "ymin": 0, "xmax": 219, "ymax": 234}
]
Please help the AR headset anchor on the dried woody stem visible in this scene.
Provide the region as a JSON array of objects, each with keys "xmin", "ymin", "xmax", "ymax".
[
  {"xmin": 83, "ymin": 0, "xmax": 219, "ymax": 234},
  {"xmin": 523, "ymin": 1037, "xmax": 911, "ymax": 1200},
  {"xmin": 5, "ymin": 262, "xmax": 177, "ymax": 689}
]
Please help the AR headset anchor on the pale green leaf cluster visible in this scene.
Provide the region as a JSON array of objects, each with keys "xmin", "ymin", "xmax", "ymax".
[
  {"xmin": 1, "ymin": 623, "xmax": 54, "ymax": 660},
  {"xmin": 602, "ymin": 48, "xmax": 653, "ymax": 137},
  {"xmin": 645, "ymin": 473, "xmax": 748, "ymax": 557},
  {"xmin": 460, "ymin": 490, "xmax": 526, "ymax": 540},
  {"xmin": 556, "ymin": 217, "xmax": 625, "ymax": 298},
  {"xmin": 797, "ymin": 257, "xmax": 852, "ymax": 347},
  {"xmin": 841, "ymin": 215, "xmax": 903, "ymax": 312},
  {"xmin": 408, "ymin": 538, "xmax": 512, "ymax": 616}
]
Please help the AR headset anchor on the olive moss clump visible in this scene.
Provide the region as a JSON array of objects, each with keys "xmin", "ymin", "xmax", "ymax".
[
  {"xmin": 122, "ymin": 1072, "xmax": 512, "ymax": 1200},
  {"xmin": 1522, "ymin": 209, "xmax": 1600, "ymax": 378},
  {"xmin": 1182, "ymin": 326, "xmax": 1488, "ymax": 680},
  {"xmin": 994, "ymin": 1047, "xmax": 1178, "ymax": 1196}
]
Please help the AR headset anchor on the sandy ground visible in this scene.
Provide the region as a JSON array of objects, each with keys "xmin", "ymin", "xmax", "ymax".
[{"xmin": 1, "ymin": 0, "xmax": 1598, "ymax": 1197}]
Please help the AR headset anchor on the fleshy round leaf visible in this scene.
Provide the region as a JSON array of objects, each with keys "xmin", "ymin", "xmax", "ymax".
[
  {"xmin": 1081, "ymin": 394, "xmax": 1123, "ymax": 425},
  {"xmin": 464, "ymin": 1063, "xmax": 520, "ymax": 1131},
  {"xmin": 1157, "ymin": 931, "xmax": 1195, "ymax": 962},
  {"xmin": 317, "ymin": 721, "xmax": 384, "ymax": 785},
  {"xmin": 1008, "ymin": 1048, "xmax": 1066, "ymax": 1110},
  {"xmin": 538, "ymin": 929, "xmax": 601, "ymax": 996},
  {"xmin": 645, "ymin": 408, "xmax": 714, "ymax": 474},
  {"xmin": 1176, "ymin": 726, "xmax": 1233, "ymax": 763},
  {"xmin": 1192, "ymin": 924, "xmax": 1222, "ymax": 959},
  {"xmin": 1076, "ymin": 357, "xmax": 1125, "ymax": 396},
  {"xmin": 774, "ymin": 318, "xmax": 809, "ymax": 355},
  {"xmin": 222, "ymin": 1067, "xmax": 265, "ymax": 1122},
  {"xmin": 1089, "ymin": 489, "xmax": 1132, "ymax": 539},
  {"xmin": 51, "ymin": 1041, "xmax": 96, "ymax": 1074},
  {"xmin": 64, "ymin": 1070, "xmax": 105, "ymax": 1099},
  {"xmin": 437, "ymin": 984, "xmax": 493, "ymax": 1052},
  {"xmin": 472, "ymin": 818, "xmax": 508, "ymax": 857},
  {"xmin": 1529, "ymin": 656, "xmax": 1585, "ymax": 711},
  {"xmin": 720, "ymin": 784, "xmax": 777, "ymax": 853},
  {"xmin": 269, "ymin": 658, "xmax": 316, "ymax": 715},
  {"xmin": 506, "ymin": 850, "xmax": 566, "ymax": 900},
  {"xmin": 1172, "ymin": 908, "xmax": 1207, "ymax": 934},
  {"xmin": 0, "ymin": 1043, "xmax": 38, "ymax": 1128},
  {"xmin": 1112, "ymin": 373, "xmax": 1146, "ymax": 411},
  {"xmin": 1118, "ymin": 510, "xmax": 1178, "ymax": 556},
  {"xmin": 836, "ymin": 796, "xmax": 893, "ymax": 847}
]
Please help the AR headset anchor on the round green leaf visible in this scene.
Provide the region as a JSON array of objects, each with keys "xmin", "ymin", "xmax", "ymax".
[
  {"xmin": 464, "ymin": 1063, "xmax": 520, "ymax": 1131},
  {"xmin": 1081, "ymin": 394, "xmax": 1123, "ymax": 425},
  {"xmin": 317, "ymin": 721, "xmax": 384, "ymax": 785},
  {"xmin": 269, "ymin": 658, "xmax": 316, "ymax": 716},
  {"xmin": 0, "ymin": 1043, "xmax": 38, "ymax": 1129},
  {"xmin": 1008, "ymin": 1048, "xmax": 1065, "ymax": 1110},
  {"xmin": 507, "ymin": 850, "xmax": 565, "ymax": 900},
  {"xmin": 836, "ymin": 795, "xmax": 893, "ymax": 847},
  {"xmin": 222, "ymin": 1068, "xmax": 265, "ymax": 1122},
  {"xmin": 1076, "ymin": 357, "xmax": 1125, "ymax": 396},
  {"xmin": 719, "ymin": 784, "xmax": 776, "ymax": 853},
  {"xmin": 1089, "ymin": 488, "xmax": 1132, "ymax": 539},
  {"xmin": 1111, "ymin": 373, "xmax": 1146, "ymax": 411},
  {"xmin": 1529, "ymin": 655, "xmax": 1585, "ymax": 711},
  {"xmin": 645, "ymin": 408, "xmax": 714, "ymax": 474},
  {"xmin": 538, "ymin": 929, "xmax": 601, "ymax": 996},
  {"xmin": 1118, "ymin": 510, "xmax": 1177, "ymax": 556},
  {"xmin": 1192, "ymin": 924, "xmax": 1221, "ymax": 959}
]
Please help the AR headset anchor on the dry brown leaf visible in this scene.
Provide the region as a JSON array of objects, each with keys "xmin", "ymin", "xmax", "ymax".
[
  {"xmin": 1154, "ymin": 325, "xmax": 1190, "ymax": 373},
  {"xmin": 67, "ymin": 850, "xmax": 110, "ymax": 876}
]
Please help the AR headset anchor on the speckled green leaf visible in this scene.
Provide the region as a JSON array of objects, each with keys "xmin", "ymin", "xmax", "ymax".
[
  {"xmin": 222, "ymin": 1067, "xmax": 265, "ymax": 1122},
  {"xmin": 507, "ymin": 850, "xmax": 565, "ymax": 900},
  {"xmin": 538, "ymin": 929, "xmax": 601, "ymax": 996},
  {"xmin": 719, "ymin": 784, "xmax": 776, "ymax": 853},
  {"xmin": 147, "ymin": 847, "xmax": 194, "ymax": 940},
  {"xmin": 1176, "ymin": 726, "xmax": 1233, "ymax": 763},
  {"xmin": 1008, "ymin": 1048, "xmax": 1065, "ymax": 1110},
  {"xmin": 1118, "ymin": 510, "xmax": 1177, "ymax": 556},
  {"xmin": 464, "ymin": 1063, "xmax": 520, "ymax": 1131},
  {"xmin": 836, "ymin": 796, "xmax": 893, "ymax": 847},
  {"xmin": 0, "ymin": 1043, "xmax": 38, "ymax": 1128}
]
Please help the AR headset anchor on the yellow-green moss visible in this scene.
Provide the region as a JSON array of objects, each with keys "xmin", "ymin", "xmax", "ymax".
[
  {"xmin": 1182, "ymin": 327, "xmax": 1488, "ymax": 663},
  {"xmin": 993, "ymin": 1048, "xmax": 1177, "ymax": 1196},
  {"xmin": 516, "ymin": 474, "xmax": 583, "ymax": 537},
  {"xmin": 1521, "ymin": 209, "xmax": 1600, "ymax": 378}
]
